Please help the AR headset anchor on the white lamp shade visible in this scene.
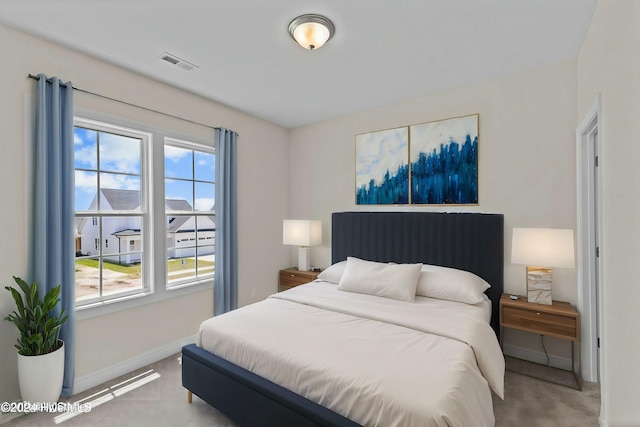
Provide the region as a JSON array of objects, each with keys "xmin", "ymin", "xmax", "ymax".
[
  {"xmin": 283, "ymin": 220, "xmax": 322, "ymax": 247},
  {"xmin": 511, "ymin": 227, "xmax": 575, "ymax": 268}
]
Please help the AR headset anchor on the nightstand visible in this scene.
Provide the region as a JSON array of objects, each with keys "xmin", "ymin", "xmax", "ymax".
[
  {"xmin": 499, "ymin": 293, "xmax": 582, "ymax": 390},
  {"xmin": 278, "ymin": 268, "xmax": 320, "ymax": 292}
]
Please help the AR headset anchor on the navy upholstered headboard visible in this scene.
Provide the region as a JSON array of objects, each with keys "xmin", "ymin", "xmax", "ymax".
[{"xmin": 331, "ymin": 211, "xmax": 504, "ymax": 337}]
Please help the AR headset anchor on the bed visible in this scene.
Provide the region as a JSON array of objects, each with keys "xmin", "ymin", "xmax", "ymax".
[{"xmin": 182, "ymin": 211, "xmax": 505, "ymax": 426}]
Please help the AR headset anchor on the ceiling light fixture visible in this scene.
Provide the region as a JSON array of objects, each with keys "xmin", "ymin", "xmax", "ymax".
[{"xmin": 288, "ymin": 14, "xmax": 335, "ymax": 50}]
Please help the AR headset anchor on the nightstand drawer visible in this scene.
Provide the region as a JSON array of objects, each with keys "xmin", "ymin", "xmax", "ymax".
[
  {"xmin": 502, "ymin": 305, "xmax": 578, "ymax": 340},
  {"xmin": 278, "ymin": 269, "xmax": 319, "ymax": 291}
]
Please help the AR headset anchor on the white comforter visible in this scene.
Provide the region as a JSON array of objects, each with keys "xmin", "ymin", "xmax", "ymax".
[{"xmin": 198, "ymin": 281, "xmax": 504, "ymax": 427}]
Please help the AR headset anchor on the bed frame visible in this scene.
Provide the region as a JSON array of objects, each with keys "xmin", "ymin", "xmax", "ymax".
[{"xmin": 182, "ymin": 211, "xmax": 504, "ymax": 426}]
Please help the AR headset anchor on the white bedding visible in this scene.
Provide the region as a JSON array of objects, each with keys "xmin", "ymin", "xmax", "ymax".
[
  {"xmin": 407, "ymin": 288, "xmax": 492, "ymax": 324},
  {"xmin": 198, "ymin": 280, "xmax": 504, "ymax": 427}
]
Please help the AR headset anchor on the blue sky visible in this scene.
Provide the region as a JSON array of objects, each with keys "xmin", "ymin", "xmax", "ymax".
[
  {"xmin": 164, "ymin": 145, "xmax": 215, "ymax": 211},
  {"xmin": 74, "ymin": 127, "xmax": 215, "ymax": 211}
]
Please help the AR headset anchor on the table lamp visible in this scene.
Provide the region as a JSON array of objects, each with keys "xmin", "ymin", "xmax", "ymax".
[
  {"xmin": 511, "ymin": 227, "xmax": 575, "ymax": 304},
  {"xmin": 283, "ymin": 220, "xmax": 322, "ymax": 271}
]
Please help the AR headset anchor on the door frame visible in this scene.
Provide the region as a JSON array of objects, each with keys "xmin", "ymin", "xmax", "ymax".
[{"xmin": 576, "ymin": 93, "xmax": 605, "ymax": 389}]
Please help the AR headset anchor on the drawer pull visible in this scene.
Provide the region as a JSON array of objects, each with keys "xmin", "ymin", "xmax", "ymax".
[
  {"xmin": 536, "ymin": 312, "xmax": 541, "ymax": 315},
  {"xmin": 291, "ymin": 274, "xmax": 295, "ymax": 277}
]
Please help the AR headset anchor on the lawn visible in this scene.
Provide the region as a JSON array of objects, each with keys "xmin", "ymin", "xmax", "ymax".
[
  {"xmin": 167, "ymin": 258, "xmax": 214, "ymax": 281},
  {"xmin": 76, "ymin": 257, "xmax": 214, "ymax": 274},
  {"xmin": 167, "ymin": 258, "xmax": 214, "ymax": 271},
  {"xmin": 76, "ymin": 258, "xmax": 139, "ymax": 274}
]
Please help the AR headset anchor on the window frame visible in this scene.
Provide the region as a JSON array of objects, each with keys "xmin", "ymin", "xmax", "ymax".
[
  {"xmin": 73, "ymin": 109, "xmax": 215, "ymax": 321},
  {"xmin": 164, "ymin": 137, "xmax": 216, "ymax": 289},
  {"xmin": 74, "ymin": 117, "xmax": 150, "ymax": 306}
]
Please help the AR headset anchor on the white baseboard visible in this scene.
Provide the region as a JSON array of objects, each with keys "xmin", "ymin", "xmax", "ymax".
[
  {"xmin": 73, "ymin": 334, "xmax": 196, "ymax": 395},
  {"xmin": 503, "ymin": 343, "xmax": 572, "ymax": 371}
]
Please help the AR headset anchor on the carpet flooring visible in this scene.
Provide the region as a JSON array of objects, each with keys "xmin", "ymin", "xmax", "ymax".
[
  {"xmin": 4, "ymin": 354, "xmax": 600, "ymax": 427},
  {"xmin": 494, "ymin": 357, "xmax": 600, "ymax": 427}
]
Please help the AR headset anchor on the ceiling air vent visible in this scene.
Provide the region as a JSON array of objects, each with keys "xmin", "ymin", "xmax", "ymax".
[{"xmin": 159, "ymin": 52, "xmax": 199, "ymax": 71}]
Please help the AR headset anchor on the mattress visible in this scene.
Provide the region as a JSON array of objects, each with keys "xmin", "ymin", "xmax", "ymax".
[{"xmin": 198, "ymin": 280, "xmax": 504, "ymax": 427}]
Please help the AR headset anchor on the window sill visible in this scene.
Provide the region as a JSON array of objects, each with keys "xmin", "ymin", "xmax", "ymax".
[{"xmin": 75, "ymin": 279, "xmax": 213, "ymax": 321}]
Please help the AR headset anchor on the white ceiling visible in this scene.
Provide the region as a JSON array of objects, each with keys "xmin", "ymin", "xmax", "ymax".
[{"xmin": 0, "ymin": 0, "xmax": 597, "ymax": 128}]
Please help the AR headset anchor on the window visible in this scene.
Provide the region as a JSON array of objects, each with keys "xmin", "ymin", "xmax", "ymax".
[
  {"xmin": 74, "ymin": 119, "xmax": 147, "ymax": 304},
  {"xmin": 73, "ymin": 115, "xmax": 215, "ymax": 310},
  {"xmin": 164, "ymin": 138, "xmax": 215, "ymax": 287}
]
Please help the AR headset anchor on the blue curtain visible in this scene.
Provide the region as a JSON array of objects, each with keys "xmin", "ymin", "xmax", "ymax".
[
  {"xmin": 32, "ymin": 74, "xmax": 75, "ymax": 397},
  {"xmin": 214, "ymin": 128, "xmax": 238, "ymax": 315}
]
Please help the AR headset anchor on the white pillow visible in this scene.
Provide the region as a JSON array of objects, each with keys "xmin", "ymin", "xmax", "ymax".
[
  {"xmin": 337, "ymin": 257, "xmax": 422, "ymax": 302},
  {"xmin": 416, "ymin": 264, "xmax": 490, "ymax": 304},
  {"xmin": 317, "ymin": 260, "xmax": 347, "ymax": 284}
]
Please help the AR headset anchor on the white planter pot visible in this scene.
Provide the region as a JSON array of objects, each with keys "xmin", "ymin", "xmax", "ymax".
[{"xmin": 17, "ymin": 341, "xmax": 65, "ymax": 402}]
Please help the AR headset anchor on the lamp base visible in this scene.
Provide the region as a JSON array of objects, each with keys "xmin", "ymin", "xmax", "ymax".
[
  {"xmin": 526, "ymin": 266, "xmax": 552, "ymax": 305},
  {"xmin": 297, "ymin": 247, "xmax": 310, "ymax": 271}
]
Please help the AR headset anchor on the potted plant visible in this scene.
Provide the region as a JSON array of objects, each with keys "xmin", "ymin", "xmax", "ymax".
[{"xmin": 4, "ymin": 276, "xmax": 68, "ymax": 402}]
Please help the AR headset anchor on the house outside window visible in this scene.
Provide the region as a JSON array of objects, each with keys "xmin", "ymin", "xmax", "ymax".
[
  {"xmin": 74, "ymin": 118, "xmax": 146, "ymax": 305},
  {"xmin": 164, "ymin": 138, "xmax": 215, "ymax": 287},
  {"xmin": 73, "ymin": 114, "xmax": 215, "ymax": 310}
]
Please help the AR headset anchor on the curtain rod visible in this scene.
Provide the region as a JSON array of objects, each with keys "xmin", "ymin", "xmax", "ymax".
[{"xmin": 28, "ymin": 73, "xmax": 223, "ymax": 132}]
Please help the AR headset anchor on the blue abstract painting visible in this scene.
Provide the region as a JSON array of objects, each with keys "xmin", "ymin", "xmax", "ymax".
[
  {"xmin": 356, "ymin": 127, "xmax": 409, "ymax": 205},
  {"xmin": 410, "ymin": 114, "xmax": 478, "ymax": 205}
]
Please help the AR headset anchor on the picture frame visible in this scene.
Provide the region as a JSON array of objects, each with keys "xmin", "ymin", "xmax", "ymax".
[
  {"xmin": 409, "ymin": 114, "xmax": 479, "ymax": 205},
  {"xmin": 355, "ymin": 114, "xmax": 479, "ymax": 205},
  {"xmin": 355, "ymin": 126, "xmax": 409, "ymax": 205}
]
